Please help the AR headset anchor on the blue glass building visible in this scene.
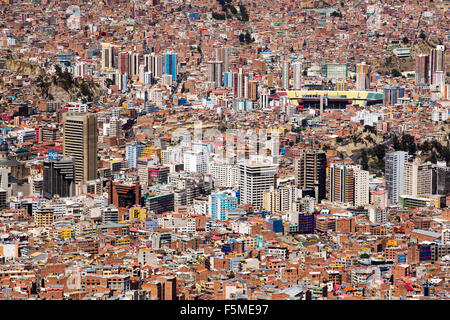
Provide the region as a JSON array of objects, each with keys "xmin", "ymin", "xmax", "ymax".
[{"xmin": 164, "ymin": 53, "xmax": 178, "ymax": 81}]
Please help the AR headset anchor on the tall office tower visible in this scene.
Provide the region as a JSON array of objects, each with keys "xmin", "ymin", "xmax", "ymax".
[
  {"xmin": 223, "ymin": 71, "xmax": 233, "ymax": 88},
  {"xmin": 259, "ymin": 93, "xmax": 269, "ymax": 109},
  {"xmin": 101, "ymin": 43, "xmax": 115, "ymax": 70},
  {"xmin": 403, "ymin": 159, "xmax": 433, "ymax": 196},
  {"xmin": 111, "ymin": 107, "xmax": 120, "ymax": 118},
  {"xmin": 138, "ymin": 64, "xmax": 146, "ymax": 83},
  {"xmin": 63, "ymin": 112, "xmax": 98, "ymax": 183},
  {"xmin": 116, "ymin": 71, "xmax": 127, "ymax": 91},
  {"xmin": 294, "ymin": 150, "xmax": 327, "ymax": 202},
  {"xmin": 243, "ymin": 74, "xmax": 249, "ymax": 99},
  {"xmin": 292, "ymin": 62, "xmax": 303, "ymax": 90},
  {"xmin": 329, "ymin": 164, "xmax": 369, "ymax": 207},
  {"xmin": 383, "ymin": 87, "xmax": 405, "ymax": 106},
  {"xmin": 143, "ymin": 53, "xmax": 153, "ymax": 73},
  {"xmin": 108, "ymin": 116, "xmax": 121, "ymax": 138},
  {"xmin": 130, "ymin": 52, "xmax": 140, "ymax": 77},
  {"xmin": 118, "ymin": 51, "xmax": 129, "ymax": 75},
  {"xmin": 355, "ymin": 61, "xmax": 370, "ymax": 91},
  {"xmin": 215, "ymin": 46, "xmax": 230, "ymax": 72},
  {"xmin": 73, "ymin": 61, "xmax": 88, "ymax": 78},
  {"xmin": 183, "ymin": 150, "xmax": 208, "ymax": 175},
  {"xmin": 208, "ymin": 191, "xmax": 239, "ymax": 220},
  {"xmin": 415, "ymin": 54, "xmax": 430, "ymax": 86},
  {"xmin": 263, "ymin": 185, "xmax": 299, "ymax": 213},
  {"xmin": 354, "ymin": 167, "xmax": 370, "ymax": 207},
  {"xmin": 267, "ymin": 74, "xmax": 274, "ymax": 87},
  {"xmin": 207, "ymin": 61, "xmax": 223, "ymax": 88},
  {"xmin": 281, "ymin": 61, "xmax": 289, "ymax": 90},
  {"xmin": 248, "ymin": 80, "xmax": 258, "ymax": 101},
  {"xmin": 144, "ymin": 71, "xmax": 153, "ymax": 85},
  {"xmin": 330, "ymin": 164, "xmax": 355, "ymax": 205},
  {"xmin": 164, "ymin": 52, "xmax": 177, "ymax": 81},
  {"xmin": 150, "ymin": 53, "xmax": 164, "ymax": 78},
  {"xmin": 385, "ymin": 151, "xmax": 408, "ymax": 204},
  {"xmin": 209, "ymin": 163, "xmax": 238, "ymax": 188},
  {"xmin": 42, "ymin": 158, "xmax": 75, "ymax": 199},
  {"xmin": 239, "ymin": 161, "xmax": 277, "ymax": 209},
  {"xmin": 430, "ymin": 45, "xmax": 445, "ymax": 85},
  {"xmin": 432, "ymin": 162, "xmax": 450, "ymax": 196},
  {"xmin": 235, "ymin": 68, "xmax": 245, "ymax": 98}
]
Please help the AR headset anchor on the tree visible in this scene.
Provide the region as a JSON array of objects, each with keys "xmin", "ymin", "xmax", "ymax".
[
  {"xmin": 400, "ymin": 134, "xmax": 416, "ymax": 155},
  {"xmin": 419, "ymin": 31, "xmax": 426, "ymax": 40},
  {"xmin": 239, "ymin": 4, "xmax": 249, "ymax": 21},
  {"xmin": 393, "ymin": 135, "xmax": 400, "ymax": 151},
  {"xmin": 212, "ymin": 12, "xmax": 226, "ymax": 20},
  {"xmin": 244, "ymin": 32, "xmax": 252, "ymax": 44},
  {"xmin": 360, "ymin": 149, "xmax": 369, "ymax": 171},
  {"xmin": 391, "ymin": 69, "xmax": 402, "ymax": 77}
]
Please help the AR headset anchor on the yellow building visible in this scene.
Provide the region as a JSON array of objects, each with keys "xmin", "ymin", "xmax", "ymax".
[
  {"xmin": 248, "ymin": 80, "xmax": 258, "ymax": 101},
  {"xmin": 129, "ymin": 206, "xmax": 147, "ymax": 220},
  {"xmin": 336, "ymin": 80, "xmax": 348, "ymax": 91},
  {"xmin": 114, "ymin": 237, "xmax": 131, "ymax": 247},
  {"xmin": 141, "ymin": 145, "xmax": 162, "ymax": 160},
  {"xmin": 58, "ymin": 228, "xmax": 72, "ymax": 239},
  {"xmin": 419, "ymin": 194, "xmax": 445, "ymax": 209}
]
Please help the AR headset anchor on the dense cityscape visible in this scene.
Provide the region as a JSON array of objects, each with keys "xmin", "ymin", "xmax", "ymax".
[{"xmin": 0, "ymin": 0, "xmax": 449, "ymax": 301}]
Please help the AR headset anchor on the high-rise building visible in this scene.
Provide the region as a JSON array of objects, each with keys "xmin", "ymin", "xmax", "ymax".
[
  {"xmin": 101, "ymin": 43, "xmax": 115, "ymax": 70},
  {"xmin": 209, "ymin": 163, "xmax": 238, "ymax": 189},
  {"xmin": 42, "ymin": 158, "xmax": 75, "ymax": 199},
  {"xmin": 183, "ymin": 150, "xmax": 208, "ymax": 175},
  {"xmin": 329, "ymin": 164, "xmax": 369, "ymax": 207},
  {"xmin": 224, "ymin": 71, "xmax": 233, "ymax": 88},
  {"xmin": 239, "ymin": 161, "xmax": 277, "ymax": 209},
  {"xmin": 330, "ymin": 164, "xmax": 355, "ymax": 205},
  {"xmin": 248, "ymin": 80, "xmax": 258, "ymax": 101},
  {"xmin": 383, "ymin": 87, "xmax": 405, "ymax": 106},
  {"xmin": 130, "ymin": 52, "xmax": 140, "ymax": 77},
  {"xmin": 263, "ymin": 185, "xmax": 299, "ymax": 213},
  {"xmin": 292, "ymin": 62, "xmax": 302, "ymax": 90},
  {"xmin": 207, "ymin": 61, "xmax": 223, "ymax": 88},
  {"xmin": 355, "ymin": 62, "xmax": 370, "ymax": 91},
  {"xmin": 281, "ymin": 61, "xmax": 289, "ymax": 90},
  {"xmin": 145, "ymin": 53, "xmax": 164, "ymax": 78},
  {"xmin": 118, "ymin": 51, "xmax": 129, "ymax": 75},
  {"xmin": 432, "ymin": 162, "xmax": 450, "ymax": 196},
  {"xmin": 354, "ymin": 167, "xmax": 370, "ymax": 207},
  {"xmin": 215, "ymin": 46, "xmax": 231, "ymax": 72},
  {"xmin": 415, "ymin": 54, "xmax": 430, "ymax": 86},
  {"xmin": 208, "ymin": 191, "xmax": 239, "ymax": 220},
  {"xmin": 126, "ymin": 144, "xmax": 145, "ymax": 169},
  {"xmin": 298, "ymin": 212, "xmax": 315, "ymax": 234},
  {"xmin": 108, "ymin": 181, "xmax": 141, "ymax": 208},
  {"xmin": 294, "ymin": 150, "xmax": 327, "ymax": 201},
  {"xmin": 403, "ymin": 159, "xmax": 433, "ymax": 196},
  {"xmin": 385, "ymin": 151, "xmax": 408, "ymax": 204},
  {"xmin": 63, "ymin": 112, "xmax": 98, "ymax": 183},
  {"xmin": 164, "ymin": 52, "xmax": 177, "ymax": 81},
  {"xmin": 234, "ymin": 68, "xmax": 245, "ymax": 98},
  {"xmin": 259, "ymin": 93, "xmax": 269, "ymax": 109},
  {"xmin": 430, "ymin": 45, "xmax": 445, "ymax": 85}
]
